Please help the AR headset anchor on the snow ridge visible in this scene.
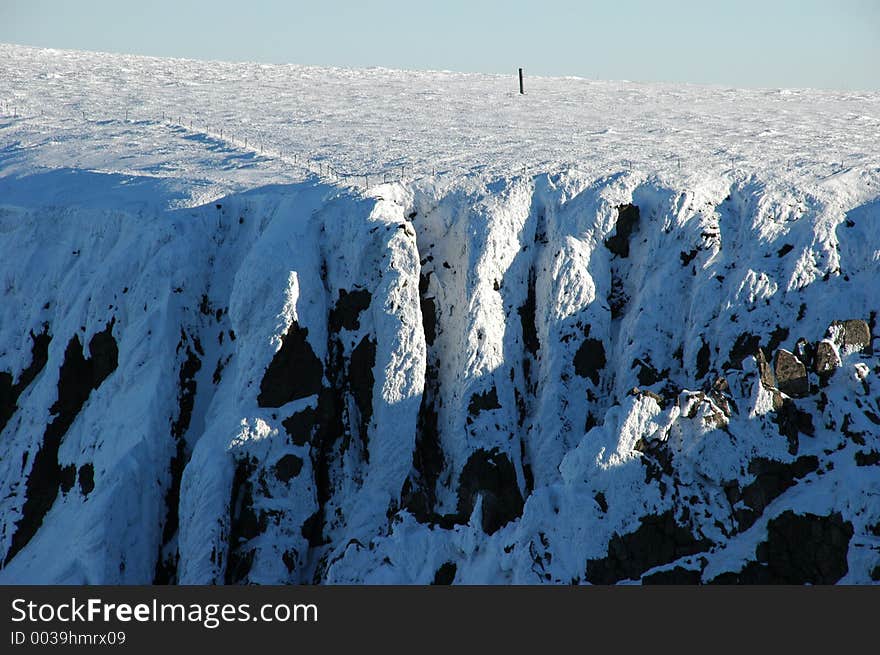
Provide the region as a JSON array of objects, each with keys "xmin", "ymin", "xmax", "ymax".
[{"xmin": 1, "ymin": 45, "xmax": 879, "ymax": 584}]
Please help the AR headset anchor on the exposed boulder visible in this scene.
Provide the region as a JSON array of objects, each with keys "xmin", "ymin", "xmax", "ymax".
[
  {"xmin": 774, "ymin": 349, "xmax": 809, "ymax": 397},
  {"xmin": 814, "ymin": 340, "xmax": 840, "ymax": 383},
  {"xmin": 829, "ymin": 319, "xmax": 871, "ymax": 354}
]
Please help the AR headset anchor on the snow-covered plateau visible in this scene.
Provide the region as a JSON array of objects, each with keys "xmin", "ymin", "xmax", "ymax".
[{"xmin": 0, "ymin": 43, "xmax": 878, "ymax": 584}]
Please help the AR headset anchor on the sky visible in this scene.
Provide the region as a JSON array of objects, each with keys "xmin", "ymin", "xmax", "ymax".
[{"xmin": 1, "ymin": 0, "xmax": 879, "ymax": 91}]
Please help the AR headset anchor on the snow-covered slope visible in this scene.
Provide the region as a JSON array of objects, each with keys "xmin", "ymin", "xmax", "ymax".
[{"xmin": 0, "ymin": 44, "xmax": 878, "ymax": 584}]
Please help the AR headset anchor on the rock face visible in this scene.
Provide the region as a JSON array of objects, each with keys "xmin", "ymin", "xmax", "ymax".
[{"xmin": 1, "ymin": 168, "xmax": 879, "ymax": 586}]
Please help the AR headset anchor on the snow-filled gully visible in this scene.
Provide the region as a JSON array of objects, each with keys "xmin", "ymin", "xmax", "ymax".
[{"xmin": 0, "ymin": 169, "xmax": 878, "ymax": 584}]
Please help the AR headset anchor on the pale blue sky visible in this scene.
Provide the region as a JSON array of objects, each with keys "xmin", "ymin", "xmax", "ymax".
[{"xmin": 1, "ymin": 0, "xmax": 879, "ymax": 90}]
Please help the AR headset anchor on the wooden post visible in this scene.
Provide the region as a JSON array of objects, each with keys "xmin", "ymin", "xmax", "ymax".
[{"xmin": 519, "ymin": 68, "xmax": 524, "ymax": 95}]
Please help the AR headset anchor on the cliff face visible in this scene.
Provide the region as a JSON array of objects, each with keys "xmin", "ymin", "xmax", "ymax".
[{"xmin": 1, "ymin": 167, "xmax": 878, "ymax": 584}]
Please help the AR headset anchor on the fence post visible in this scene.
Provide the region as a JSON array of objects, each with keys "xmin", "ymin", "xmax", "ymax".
[{"xmin": 519, "ymin": 68, "xmax": 524, "ymax": 95}]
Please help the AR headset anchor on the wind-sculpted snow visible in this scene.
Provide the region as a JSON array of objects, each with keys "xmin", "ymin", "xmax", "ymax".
[{"xmin": 0, "ymin": 45, "xmax": 878, "ymax": 584}]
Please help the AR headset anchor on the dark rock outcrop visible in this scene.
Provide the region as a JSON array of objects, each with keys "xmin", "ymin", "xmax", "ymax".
[
  {"xmin": 274, "ymin": 454, "xmax": 304, "ymax": 483},
  {"xmin": 585, "ymin": 511, "xmax": 711, "ymax": 584},
  {"xmin": 710, "ymin": 511, "xmax": 853, "ymax": 584},
  {"xmin": 574, "ymin": 337, "xmax": 606, "ymax": 386},
  {"xmin": 5, "ymin": 321, "xmax": 118, "ymax": 564},
  {"xmin": 0, "ymin": 327, "xmax": 51, "ymax": 435},
  {"xmin": 695, "ymin": 340, "xmax": 711, "ymax": 380},
  {"xmin": 78, "ymin": 463, "xmax": 95, "ymax": 496},
  {"xmin": 432, "ymin": 562, "xmax": 457, "ymax": 585},
  {"xmin": 225, "ymin": 458, "xmax": 258, "ymax": 584},
  {"xmin": 456, "ymin": 448, "xmax": 523, "ymax": 535},
  {"xmin": 467, "ymin": 387, "xmax": 501, "ymax": 417},
  {"xmin": 773, "ymin": 397, "xmax": 814, "ymax": 455},
  {"xmin": 604, "ymin": 204, "xmax": 640, "ymax": 258},
  {"xmin": 349, "ymin": 335, "xmax": 376, "ymax": 455},
  {"xmin": 282, "ymin": 407, "xmax": 318, "ymax": 447},
  {"xmin": 257, "ymin": 320, "xmax": 323, "ymax": 408},
  {"xmin": 518, "ymin": 272, "xmax": 540, "ymax": 356},
  {"xmin": 728, "ymin": 456, "xmax": 819, "ymax": 531},
  {"xmin": 725, "ymin": 332, "xmax": 761, "ymax": 370},
  {"xmin": 155, "ymin": 334, "xmax": 202, "ymax": 584},
  {"xmin": 328, "ymin": 288, "xmax": 372, "ymax": 332}
]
